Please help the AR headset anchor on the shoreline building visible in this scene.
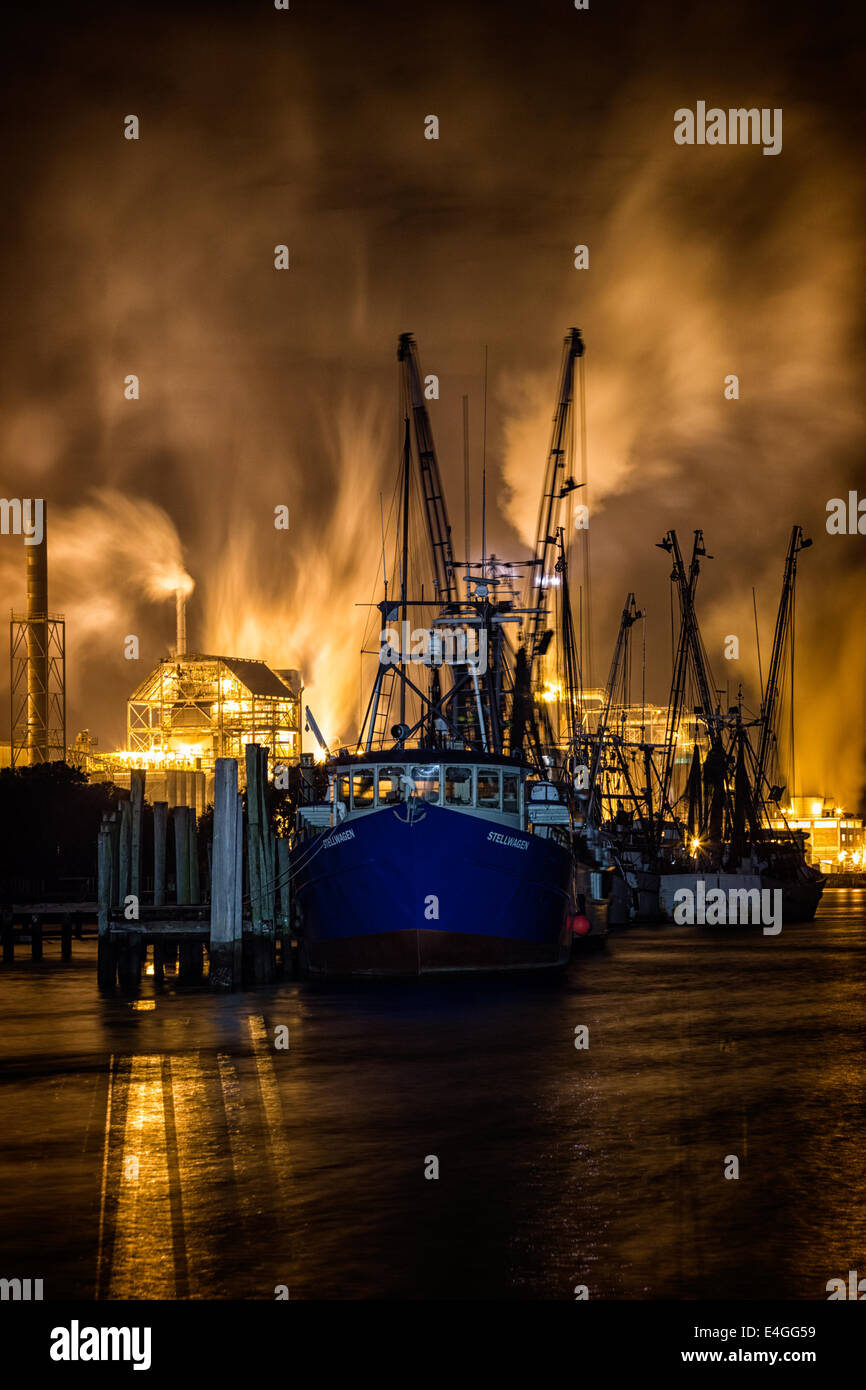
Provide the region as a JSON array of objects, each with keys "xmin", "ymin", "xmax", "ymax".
[
  {"xmin": 83, "ymin": 654, "xmax": 302, "ymax": 810},
  {"xmin": 772, "ymin": 795, "xmax": 865, "ymax": 875}
]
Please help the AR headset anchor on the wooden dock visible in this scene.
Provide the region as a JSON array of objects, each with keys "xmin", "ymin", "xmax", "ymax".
[
  {"xmin": 2, "ymin": 750, "xmax": 294, "ymax": 990},
  {"xmin": 95, "ymin": 752, "xmax": 293, "ymax": 991},
  {"xmin": 1, "ymin": 904, "xmax": 95, "ymax": 963}
]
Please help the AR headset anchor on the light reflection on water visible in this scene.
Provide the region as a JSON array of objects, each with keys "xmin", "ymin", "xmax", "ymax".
[{"xmin": 0, "ymin": 890, "xmax": 864, "ymax": 1300}]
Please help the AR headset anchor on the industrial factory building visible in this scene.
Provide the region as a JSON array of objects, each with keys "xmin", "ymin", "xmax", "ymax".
[
  {"xmin": 126, "ymin": 653, "xmax": 302, "ymax": 771},
  {"xmin": 85, "ymin": 654, "xmax": 302, "ymax": 810},
  {"xmin": 87, "ymin": 584, "xmax": 303, "ymax": 807}
]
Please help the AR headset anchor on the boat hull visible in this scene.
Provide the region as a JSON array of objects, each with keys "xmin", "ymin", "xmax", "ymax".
[
  {"xmin": 658, "ymin": 870, "xmax": 824, "ymax": 925},
  {"xmin": 293, "ymin": 801, "xmax": 572, "ymax": 976}
]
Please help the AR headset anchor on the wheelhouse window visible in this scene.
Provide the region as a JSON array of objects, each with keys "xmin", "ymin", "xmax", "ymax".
[
  {"xmin": 352, "ymin": 769, "xmax": 375, "ymax": 808},
  {"xmin": 411, "ymin": 764, "xmax": 440, "ymax": 802},
  {"xmin": 477, "ymin": 769, "xmax": 501, "ymax": 810},
  {"xmin": 376, "ymin": 766, "xmax": 404, "ymax": 805},
  {"xmin": 444, "ymin": 766, "xmax": 473, "ymax": 806},
  {"xmin": 336, "ymin": 774, "xmax": 350, "ymax": 807},
  {"xmin": 502, "ymin": 771, "xmax": 520, "ymax": 814}
]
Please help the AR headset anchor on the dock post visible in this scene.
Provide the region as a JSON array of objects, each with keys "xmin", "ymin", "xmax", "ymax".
[
  {"xmin": 61, "ymin": 913, "xmax": 72, "ymax": 961},
  {"xmin": 1, "ymin": 907, "xmax": 13, "ymax": 964},
  {"xmin": 210, "ymin": 758, "xmax": 241, "ymax": 990},
  {"xmin": 245, "ymin": 743, "xmax": 273, "ymax": 983},
  {"xmin": 261, "ymin": 749, "xmax": 275, "ymax": 934},
  {"xmin": 97, "ymin": 813, "xmax": 115, "ymax": 989},
  {"xmin": 119, "ymin": 798, "xmax": 132, "ymax": 906},
  {"xmin": 277, "ymin": 837, "xmax": 291, "ymax": 974},
  {"xmin": 109, "ymin": 810, "xmax": 120, "ymax": 911},
  {"xmin": 174, "ymin": 805, "xmax": 201, "ymax": 980},
  {"xmin": 188, "ymin": 811, "xmax": 201, "ymax": 905},
  {"xmin": 174, "ymin": 807, "xmax": 190, "ymax": 906},
  {"xmin": 30, "ymin": 914, "xmax": 43, "ymax": 960},
  {"xmin": 204, "ymin": 837, "xmax": 213, "ymax": 903},
  {"xmin": 234, "ymin": 791, "xmax": 243, "ymax": 980},
  {"xmin": 178, "ymin": 937, "xmax": 203, "ymax": 983},
  {"xmin": 153, "ymin": 801, "xmax": 168, "ymax": 908},
  {"xmin": 117, "ymin": 931, "xmax": 142, "ymax": 992},
  {"xmin": 130, "ymin": 769, "xmax": 145, "ymax": 900},
  {"xmin": 267, "ymin": 828, "xmax": 277, "ymax": 934}
]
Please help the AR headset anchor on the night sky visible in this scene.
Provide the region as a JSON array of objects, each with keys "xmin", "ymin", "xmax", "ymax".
[{"xmin": 1, "ymin": 1, "xmax": 864, "ymax": 803}]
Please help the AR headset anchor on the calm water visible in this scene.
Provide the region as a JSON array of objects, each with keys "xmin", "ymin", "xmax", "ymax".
[{"xmin": 1, "ymin": 890, "xmax": 864, "ymax": 1301}]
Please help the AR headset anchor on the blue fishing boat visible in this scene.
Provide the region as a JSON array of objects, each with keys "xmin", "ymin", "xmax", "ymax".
[{"xmin": 291, "ymin": 334, "xmax": 576, "ymax": 975}]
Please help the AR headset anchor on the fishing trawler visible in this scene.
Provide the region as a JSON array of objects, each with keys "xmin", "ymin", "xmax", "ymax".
[
  {"xmin": 574, "ymin": 527, "xmax": 824, "ymax": 926},
  {"xmin": 291, "ymin": 334, "xmax": 575, "ymax": 975}
]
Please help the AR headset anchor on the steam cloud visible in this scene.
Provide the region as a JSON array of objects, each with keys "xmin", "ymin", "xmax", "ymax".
[{"xmin": 0, "ymin": 2, "xmax": 863, "ymax": 803}]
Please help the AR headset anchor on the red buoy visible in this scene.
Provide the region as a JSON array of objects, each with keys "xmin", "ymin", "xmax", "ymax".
[{"xmin": 570, "ymin": 914, "xmax": 591, "ymax": 937}]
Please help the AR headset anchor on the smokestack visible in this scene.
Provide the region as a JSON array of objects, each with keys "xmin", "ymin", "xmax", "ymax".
[
  {"xmin": 26, "ymin": 502, "xmax": 48, "ymax": 762},
  {"xmin": 175, "ymin": 587, "xmax": 187, "ymax": 657}
]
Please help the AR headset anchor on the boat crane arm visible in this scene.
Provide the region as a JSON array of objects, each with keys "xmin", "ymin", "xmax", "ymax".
[
  {"xmin": 587, "ymin": 593, "xmax": 642, "ymax": 819},
  {"xmin": 304, "ymin": 705, "xmax": 331, "ymax": 758},
  {"xmin": 397, "ymin": 334, "xmax": 458, "ymax": 604},
  {"xmin": 755, "ymin": 525, "xmax": 812, "ymax": 796},
  {"xmin": 524, "ymin": 328, "xmax": 585, "ymax": 680}
]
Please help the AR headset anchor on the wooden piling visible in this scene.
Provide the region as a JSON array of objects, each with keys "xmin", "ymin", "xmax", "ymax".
[
  {"xmin": 210, "ymin": 758, "xmax": 241, "ymax": 990},
  {"xmin": 277, "ymin": 837, "xmax": 291, "ymax": 974},
  {"xmin": 234, "ymin": 791, "xmax": 243, "ymax": 976},
  {"xmin": 245, "ymin": 743, "xmax": 275, "ymax": 983},
  {"xmin": 178, "ymin": 939, "xmax": 203, "ymax": 983},
  {"xmin": 118, "ymin": 799, "xmax": 132, "ymax": 910},
  {"xmin": 109, "ymin": 811, "xmax": 120, "ymax": 912},
  {"xmin": 1, "ymin": 907, "xmax": 13, "ymax": 964},
  {"xmin": 188, "ymin": 811, "xmax": 200, "ymax": 905},
  {"xmin": 174, "ymin": 806, "xmax": 201, "ymax": 979},
  {"xmin": 153, "ymin": 801, "xmax": 168, "ymax": 908},
  {"xmin": 61, "ymin": 913, "xmax": 73, "ymax": 961},
  {"xmin": 97, "ymin": 814, "xmax": 115, "ymax": 988},
  {"xmin": 174, "ymin": 807, "xmax": 190, "ymax": 906},
  {"xmin": 117, "ymin": 930, "xmax": 142, "ymax": 992},
  {"xmin": 245, "ymin": 745, "xmax": 263, "ymax": 934},
  {"xmin": 130, "ymin": 769, "xmax": 145, "ymax": 900}
]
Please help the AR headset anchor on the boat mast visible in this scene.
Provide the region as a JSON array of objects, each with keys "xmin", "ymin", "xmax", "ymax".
[
  {"xmin": 397, "ymin": 333, "xmax": 458, "ymax": 603},
  {"xmin": 755, "ymin": 525, "xmax": 812, "ymax": 802},
  {"xmin": 524, "ymin": 328, "xmax": 585, "ymax": 683},
  {"xmin": 399, "ymin": 416, "xmax": 411, "ymax": 743}
]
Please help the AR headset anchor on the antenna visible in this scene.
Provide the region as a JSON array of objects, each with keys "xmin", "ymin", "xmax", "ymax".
[
  {"xmin": 752, "ymin": 586, "xmax": 763, "ymax": 704},
  {"xmin": 399, "ymin": 417, "xmax": 411, "ymax": 735},
  {"xmin": 481, "ymin": 345, "xmax": 488, "ymax": 578},
  {"xmin": 379, "ymin": 490, "xmax": 388, "ymax": 600},
  {"xmin": 462, "ymin": 394, "xmax": 471, "ymax": 567}
]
